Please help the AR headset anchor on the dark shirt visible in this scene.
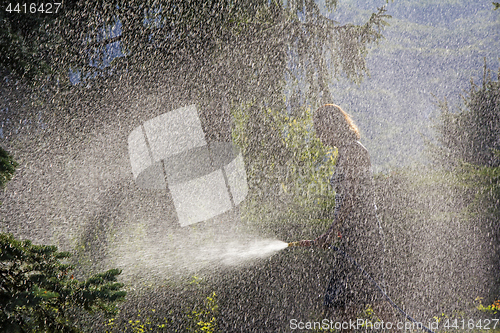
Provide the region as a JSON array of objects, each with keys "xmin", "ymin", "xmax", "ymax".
[{"xmin": 322, "ymin": 141, "xmax": 385, "ymax": 307}]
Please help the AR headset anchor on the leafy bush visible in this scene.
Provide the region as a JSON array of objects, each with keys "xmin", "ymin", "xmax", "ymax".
[
  {"xmin": 103, "ymin": 282, "xmax": 219, "ymax": 333},
  {"xmin": 0, "ymin": 146, "xmax": 17, "ymax": 189},
  {"xmin": 187, "ymin": 292, "xmax": 218, "ymax": 333},
  {"xmin": 0, "ymin": 233, "xmax": 126, "ymax": 333},
  {"xmin": 476, "ymin": 297, "xmax": 500, "ymax": 315}
]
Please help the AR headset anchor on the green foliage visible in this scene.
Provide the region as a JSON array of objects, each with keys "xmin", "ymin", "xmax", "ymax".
[
  {"xmin": 476, "ymin": 297, "xmax": 500, "ymax": 315},
  {"xmin": 104, "ymin": 290, "xmax": 218, "ymax": 333},
  {"xmin": 0, "ymin": 146, "xmax": 17, "ymax": 189},
  {"xmin": 0, "ymin": 0, "xmax": 391, "ymax": 170},
  {"xmin": 430, "ymin": 65, "xmax": 500, "ymax": 306},
  {"xmin": 187, "ymin": 292, "xmax": 218, "ymax": 333},
  {"xmin": 105, "ymin": 308, "xmax": 169, "ymax": 333},
  {"xmin": 433, "ymin": 67, "xmax": 500, "ymax": 168},
  {"xmin": 0, "ymin": 233, "xmax": 126, "ymax": 333},
  {"xmin": 0, "ymin": 0, "xmax": 72, "ymax": 81},
  {"xmin": 431, "ymin": 67, "xmax": 500, "ymax": 221},
  {"xmin": 454, "ymin": 154, "xmax": 500, "ymax": 217},
  {"xmin": 232, "ymin": 102, "xmax": 337, "ymax": 220},
  {"xmin": 1, "ymin": 0, "xmax": 389, "ymax": 106}
]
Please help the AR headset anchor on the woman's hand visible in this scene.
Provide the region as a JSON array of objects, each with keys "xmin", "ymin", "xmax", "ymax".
[{"xmin": 314, "ymin": 231, "xmax": 342, "ymax": 249}]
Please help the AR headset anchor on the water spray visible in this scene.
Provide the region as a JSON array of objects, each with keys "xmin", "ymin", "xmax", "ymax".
[{"xmin": 286, "ymin": 239, "xmax": 436, "ymax": 333}]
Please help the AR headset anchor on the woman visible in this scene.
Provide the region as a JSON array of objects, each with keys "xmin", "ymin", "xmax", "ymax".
[{"xmin": 303, "ymin": 104, "xmax": 386, "ymax": 316}]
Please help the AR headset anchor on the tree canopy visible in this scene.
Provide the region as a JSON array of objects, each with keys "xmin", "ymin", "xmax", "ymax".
[
  {"xmin": 433, "ymin": 68, "xmax": 500, "ymax": 168},
  {"xmin": 1, "ymin": 0, "xmax": 390, "ymax": 103}
]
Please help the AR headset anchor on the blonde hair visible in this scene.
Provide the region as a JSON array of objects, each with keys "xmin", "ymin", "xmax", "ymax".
[{"xmin": 313, "ymin": 104, "xmax": 360, "ymax": 141}]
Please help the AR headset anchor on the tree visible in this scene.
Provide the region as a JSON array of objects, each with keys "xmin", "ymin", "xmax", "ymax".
[
  {"xmin": 433, "ymin": 67, "xmax": 500, "ymax": 168},
  {"xmin": 0, "ymin": 149, "xmax": 126, "ymax": 332},
  {"xmin": 0, "ymin": 147, "xmax": 17, "ymax": 189},
  {"xmin": 432, "ymin": 67, "xmax": 500, "ymax": 302},
  {"xmin": 0, "ymin": 1, "xmax": 391, "ymax": 216},
  {"xmin": 432, "ymin": 67, "xmax": 500, "ymax": 214},
  {"xmin": 0, "ymin": 1, "xmax": 391, "ymax": 180},
  {"xmin": 1, "ymin": 1, "xmax": 390, "ymax": 120}
]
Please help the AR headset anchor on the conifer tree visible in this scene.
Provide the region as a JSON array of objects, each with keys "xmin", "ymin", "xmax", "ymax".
[{"xmin": 0, "ymin": 149, "xmax": 126, "ymax": 332}]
